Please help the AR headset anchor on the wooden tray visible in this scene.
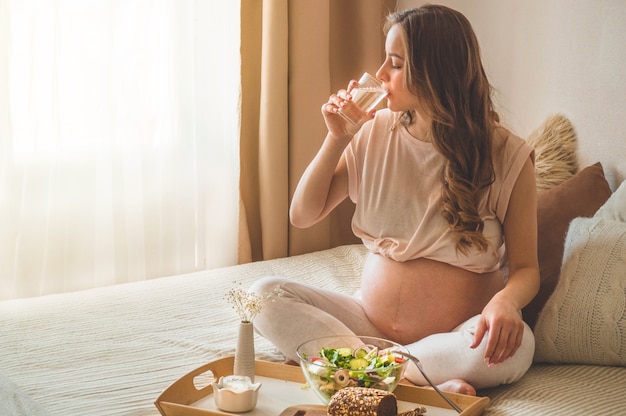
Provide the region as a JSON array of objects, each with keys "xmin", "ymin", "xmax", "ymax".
[{"xmin": 155, "ymin": 356, "xmax": 489, "ymax": 416}]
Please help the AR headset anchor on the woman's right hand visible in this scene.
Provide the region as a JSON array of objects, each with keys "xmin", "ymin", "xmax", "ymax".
[{"xmin": 321, "ymin": 80, "xmax": 375, "ymax": 138}]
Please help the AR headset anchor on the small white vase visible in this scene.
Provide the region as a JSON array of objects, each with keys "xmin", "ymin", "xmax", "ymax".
[{"xmin": 233, "ymin": 321, "xmax": 255, "ymax": 382}]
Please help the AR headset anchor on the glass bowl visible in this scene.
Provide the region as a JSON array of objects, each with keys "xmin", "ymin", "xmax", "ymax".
[{"xmin": 296, "ymin": 335, "xmax": 409, "ymax": 404}]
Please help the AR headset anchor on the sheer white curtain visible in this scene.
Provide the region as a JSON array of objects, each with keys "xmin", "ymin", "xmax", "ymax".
[{"xmin": 0, "ymin": 0, "xmax": 241, "ymax": 300}]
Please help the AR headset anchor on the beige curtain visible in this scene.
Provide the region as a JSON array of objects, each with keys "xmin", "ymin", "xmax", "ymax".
[{"xmin": 240, "ymin": 0, "xmax": 396, "ymax": 263}]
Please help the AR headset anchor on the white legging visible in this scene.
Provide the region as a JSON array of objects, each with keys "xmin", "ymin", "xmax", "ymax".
[{"xmin": 249, "ymin": 276, "xmax": 534, "ymax": 389}]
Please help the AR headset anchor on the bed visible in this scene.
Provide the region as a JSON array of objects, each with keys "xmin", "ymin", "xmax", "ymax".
[{"xmin": 2, "ymin": 149, "xmax": 626, "ymax": 415}]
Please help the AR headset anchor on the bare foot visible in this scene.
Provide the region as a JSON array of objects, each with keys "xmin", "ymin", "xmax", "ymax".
[{"xmin": 436, "ymin": 379, "xmax": 477, "ymax": 396}]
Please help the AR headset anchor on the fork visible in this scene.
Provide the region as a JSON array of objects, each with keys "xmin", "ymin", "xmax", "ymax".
[{"xmin": 395, "ymin": 351, "xmax": 463, "ymax": 413}]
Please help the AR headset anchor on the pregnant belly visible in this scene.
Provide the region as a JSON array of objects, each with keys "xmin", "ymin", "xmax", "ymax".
[{"xmin": 360, "ymin": 253, "xmax": 504, "ymax": 344}]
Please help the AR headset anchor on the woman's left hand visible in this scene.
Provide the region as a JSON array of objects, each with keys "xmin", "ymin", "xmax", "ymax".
[
  {"xmin": 472, "ymin": 157, "xmax": 539, "ymax": 366},
  {"xmin": 470, "ymin": 294, "xmax": 525, "ymax": 366}
]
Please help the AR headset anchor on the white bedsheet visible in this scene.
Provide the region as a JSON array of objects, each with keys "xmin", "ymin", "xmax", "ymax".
[{"xmin": 0, "ymin": 245, "xmax": 367, "ymax": 416}]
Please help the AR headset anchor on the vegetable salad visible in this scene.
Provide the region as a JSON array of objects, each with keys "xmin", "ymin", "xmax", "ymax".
[{"xmin": 300, "ymin": 344, "xmax": 407, "ymax": 402}]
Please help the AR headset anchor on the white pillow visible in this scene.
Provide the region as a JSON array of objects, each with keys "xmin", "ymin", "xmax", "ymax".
[
  {"xmin": 594, "ymin": 179, "xmax": 626, "ymax": 222},
  {"xmin": 533, "ymin": 217, "xmax": 626, "ymax": 366}
]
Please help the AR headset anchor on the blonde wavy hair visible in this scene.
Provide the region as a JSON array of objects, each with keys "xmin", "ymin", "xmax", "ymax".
[{"xmin": 385, "ymin": 5, "xmax": 498, "ymax": 255}]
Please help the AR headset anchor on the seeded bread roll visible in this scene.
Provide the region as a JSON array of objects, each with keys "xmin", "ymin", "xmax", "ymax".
[{"xmin": 327, "ymin": 387, "xmax": 397, "ymax": 416}]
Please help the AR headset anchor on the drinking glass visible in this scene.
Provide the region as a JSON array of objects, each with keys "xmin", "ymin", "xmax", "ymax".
[{"xmin": 338, "ymin": 72, "xmax": 387, "ymax": 126}]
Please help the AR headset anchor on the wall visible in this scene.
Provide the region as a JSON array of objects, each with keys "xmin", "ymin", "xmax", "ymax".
[{"xmin": 398, "ymin": 0, "xmax": 626, "ymax": 189}]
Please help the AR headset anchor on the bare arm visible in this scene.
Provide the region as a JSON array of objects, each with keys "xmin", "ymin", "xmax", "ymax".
[
  {"xmin": 290, "ymin": 80, "xmax": 375, "ymax": 228},
  {"xmin": 472, "ymin": 157, "xmax": 540, "ymax": 364},
  {"xmin": 289, "ymin": 133, "xmax": 351, "ymax": 228}
]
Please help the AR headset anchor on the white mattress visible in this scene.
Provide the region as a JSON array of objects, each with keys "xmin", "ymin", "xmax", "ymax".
[
  {"xmin": 1, "ymin": 244, "xmax": 624, "ymax": 415},
  {"xmin": 481, "ymin": 364, "xmax": 626, "ymax": 415}
]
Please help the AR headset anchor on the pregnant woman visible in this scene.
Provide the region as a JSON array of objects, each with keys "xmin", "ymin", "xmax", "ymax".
[{"xmin": 250, "ymin": 4, "xmax": 539, "ymax": 395}]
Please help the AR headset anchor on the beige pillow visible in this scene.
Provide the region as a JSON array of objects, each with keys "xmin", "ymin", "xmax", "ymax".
[
  {"xmin": 533, "ymin": 217, "xmax": 626, "ymax": 366},
  {"xmin": 526, "ymin": 114, "xmax": 579, "ymax": 192}
]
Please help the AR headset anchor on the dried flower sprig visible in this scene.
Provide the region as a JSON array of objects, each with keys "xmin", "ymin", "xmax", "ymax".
[{"xmin": 226, "ymin": 282, "xmax": 283, "ymax": 323}]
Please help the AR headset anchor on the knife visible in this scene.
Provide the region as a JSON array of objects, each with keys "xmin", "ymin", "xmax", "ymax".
[{"xmin": 278, "ymin": 404, "xmax": 327, "ymax": 416}]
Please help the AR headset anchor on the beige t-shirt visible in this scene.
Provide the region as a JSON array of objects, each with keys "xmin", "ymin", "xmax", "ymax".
[{"xmin": 343, "ymin": 109, "xmax": 534, "ymax": 273}]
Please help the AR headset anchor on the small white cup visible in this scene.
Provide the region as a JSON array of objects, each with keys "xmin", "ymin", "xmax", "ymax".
[{"xmin": 212, "ymin": 375, "xmax": 261, "ymax": 413}]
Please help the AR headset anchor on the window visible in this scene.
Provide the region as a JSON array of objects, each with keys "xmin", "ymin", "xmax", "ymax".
[{"xmin": 0, "ymin": 0, "xmax": 241, "ymax": 299}]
